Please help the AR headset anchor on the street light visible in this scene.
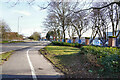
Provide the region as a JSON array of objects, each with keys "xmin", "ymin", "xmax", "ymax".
[
  {"xmin": 18, "ymin": 16, "xmax": 23, "ymax": 33},
  {"xmin": 118, "ymin": 2, "xmax": 120, "ymax": 41}
]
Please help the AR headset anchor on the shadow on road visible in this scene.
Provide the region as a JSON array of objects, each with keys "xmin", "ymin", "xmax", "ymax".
[{"xmin": 2, "ymin": 74, "xmax": 65, "ymax": 80}]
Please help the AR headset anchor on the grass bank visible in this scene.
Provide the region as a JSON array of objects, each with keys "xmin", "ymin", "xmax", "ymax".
[
  {"xmin": 40, "ymin": 42, "xmax": 120, "ymax": 78},
  {"xmin": 0, "ymin": 40, "xmax": 24, "ymax": 43},
  {"xmin": 0, "ymin": 51, "xmax": 14, "ymax": 64},
  {"xmin": 40, "ymin": 45, "xmax": 99, "ymax": 78},
  {"xmin": 80, "ymin": 46, "xmax": 120, "ymax": 78}
]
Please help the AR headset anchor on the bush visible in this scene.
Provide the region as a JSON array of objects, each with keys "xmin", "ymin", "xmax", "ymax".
[
  {"xmin": 52, "ymin": 41, "xmax": 83, "ymax": 48},
  {"xmin": 100, "ymin": 54, "xmax": 120, "ymax": 73},
  {"xmin": 80, "ymin": 46, "xmax": 120, "ymax": 73}
]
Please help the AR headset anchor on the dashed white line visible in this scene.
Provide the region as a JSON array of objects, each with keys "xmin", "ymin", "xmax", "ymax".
[{"xmin": 27, "ymin": 49, "xmax": 37, "ymax": 80}]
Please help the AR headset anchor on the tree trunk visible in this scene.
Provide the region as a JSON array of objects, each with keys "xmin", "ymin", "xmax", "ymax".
[
  {"xmin": 63, "ymin": 30, "xmax": 65, "ymax": 42},
  {"xmin": 62, "ymin": 18, "xmax": 65, "ymax": 42},
  {"xmin": 90, "ymin": 31, "xmax": 98, "ymax": 44},
  {"xmin": 78, "ymin": 35, "xmax": 81, "ymax": 40}
]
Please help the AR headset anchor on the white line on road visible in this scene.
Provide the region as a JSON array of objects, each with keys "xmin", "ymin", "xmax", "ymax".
[{"xmin": 27, "ymin": 49, "xmax": 37, "ymax": 80}]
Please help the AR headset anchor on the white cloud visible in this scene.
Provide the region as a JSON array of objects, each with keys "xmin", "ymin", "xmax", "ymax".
[{"xmin": 13, "ymin": 10, "xmax": 31, "ymax": 16}]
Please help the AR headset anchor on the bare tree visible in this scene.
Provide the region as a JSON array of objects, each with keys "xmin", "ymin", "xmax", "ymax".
[
  {"xmin": 47, "ymin": 1, "xmax": 79, "ymax": 42},
  {"xmin": 70, "ymin": 11, "xmax": 90, "ymax": 39},
  {"xmin": 0, "ymin": 20, "xmax": 11, "ymax": 40},
  {"xmin": 89, "ymin": 2, "xmax": 113, "ymax": 46},
  {"xmin": 44, "ymin": 12, "xmax": 60, "ymax": 40},
  {"xmin": 67, "ymin": 25, "xmax": 76, "ymax": 39},
  {"xmin": 89, "ymin": 2, "xmax": 120, "ymax": 46},
  {"xmin": 108, "ymin": 3, "xmax": 120, "ymax": 37}
]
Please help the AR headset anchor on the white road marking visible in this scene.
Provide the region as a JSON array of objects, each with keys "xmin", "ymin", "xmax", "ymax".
[{"xmin": 27, "ymin": 49, "xmax": 37, "ymax": 80}]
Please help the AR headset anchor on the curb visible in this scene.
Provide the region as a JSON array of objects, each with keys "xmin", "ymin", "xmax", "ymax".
[
  {"xmin": 39, "ymin": 49, "xmax": 66, "ymax": 78},
  {"xmin": 0, "ymin": 51, "xmax": 13, "ymax": 65}
]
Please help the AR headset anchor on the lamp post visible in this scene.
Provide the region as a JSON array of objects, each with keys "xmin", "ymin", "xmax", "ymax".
[
  {"xmin": 118, "ymin": 0, "xmax": 120, "ymax": 31},
  {"xmin": 116, "ymin": 0, "xmax": 120, "ymax": 38},
  {"xmin": 18, "ymin": 16, "xmax": 23, "ymax": 33},
  {"xmin": 118, "ymin": 1, "xmax": 120, "ymax": 46}
]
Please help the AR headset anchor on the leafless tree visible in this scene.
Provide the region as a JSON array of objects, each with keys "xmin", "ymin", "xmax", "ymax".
[
  {"xmin": 108, "ymin": 3, "xmax": 120, "ymax": 37},
  {"xmin": 89, "ymin": 2, "xmax": 120, "ymax": 46},
  {"xmin": 67, "ymin": 25, "xmax": 76, "ymax": 39},
  {"xmin": 44, "ymin": 13, "xmax": 59, "ymax": 40},
  {"xmin": 46, "ymin": 0, "xmax": 79, "ymax": 42},
  {"xmin": 89, "ymin": 2, "xmax": 111, "ymax": 46},
  {"xmin": 70, "ymin": 11, "xmax": 90, "ymax": 39},
  {"xmin": 0, "ymin": 20, "xmax": 11, "ymax": 40}
]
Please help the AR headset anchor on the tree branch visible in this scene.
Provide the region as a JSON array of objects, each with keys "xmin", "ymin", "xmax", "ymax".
[{"xmin": 75, "ymin": 2, "xmax": 120, "ymax": 13}]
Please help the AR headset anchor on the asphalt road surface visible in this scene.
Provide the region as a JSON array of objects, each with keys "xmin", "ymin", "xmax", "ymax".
[
  {"xmin": 0, "ymin": 41, "xmax": 64, "ymax": 80},
  {"xmin": 1, "ymin": 41, "xmax": 50, "ymax": 53}
]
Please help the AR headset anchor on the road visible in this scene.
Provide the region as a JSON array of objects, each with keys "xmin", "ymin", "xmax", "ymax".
[
  {"xmin": 0, "ymin": 41, "xmax": 64, "ymax": 80},
  {"xmin": 1, "ymin": 41, "xmax": 49, "ymax": 54}
]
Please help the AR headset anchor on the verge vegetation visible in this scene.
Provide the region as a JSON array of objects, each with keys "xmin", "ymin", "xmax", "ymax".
[
  {"xmin": 0, "ymin": 41, "xmax": 24, "ymax": 43},
  {"xmin": 0, "ymin": 51, "xmax": 14, "ymax": 64},
  {"xmin": 40, "ymin": 42, "xmax": 120, "ymax": 78}
]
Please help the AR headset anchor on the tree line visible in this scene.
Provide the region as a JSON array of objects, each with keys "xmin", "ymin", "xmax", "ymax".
[
  {"xmin": 2, "ymin": 0, "xmax": 120, "ymax": 44},
  {"xmin": 0, "ymin": 20, "xmax": 23, "ymax": 41},
  {"xmin": 44, "ymin": 0, "xmax": 120, "ymax": 46}
]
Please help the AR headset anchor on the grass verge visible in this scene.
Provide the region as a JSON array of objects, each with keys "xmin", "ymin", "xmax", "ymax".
[
  {"xmin": 79, "ymin": 46, "xmax": 120, "ymax": 78},
  {"xmin": 0, "ymin": 41, "xmax": 24, "ymax": 43},
  {"xmin": 0, "ymin": 51, "xmax": 14, "ymax": 64},
  {"xmin": 39, "ymin": 45, "xmax": 99, "ymax": 78},
  {"xmin": 40, "ymin": 42, "xmax": 120, "ymax": 78}
]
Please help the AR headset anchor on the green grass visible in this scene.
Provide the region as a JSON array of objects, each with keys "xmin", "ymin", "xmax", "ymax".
[
  {"xmin": 40, "ymin": 45, "xmax": 99, "ymax": 78},
  {"xmin": 40, "ymin": 45, "xmax": 120, "ymax": 78},
  {"xmin": 0, "ymin": 51, "xmax": 13, "ymax": 64},
  {"xmin": 45, "ymin": 46, "xmax": 80, "ymax": 55},
  {"xmin": 45, "ymin": 46, "xmax": 80, "ymax": 67},
  {"xmin": 0, "ymin": 41, "xmax": 9, "ymax": 43},
  {"xmin": 0, "ymin": 41, "xmax": 24, "ymax": 43}
]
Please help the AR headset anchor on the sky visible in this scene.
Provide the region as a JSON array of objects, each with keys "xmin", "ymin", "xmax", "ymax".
[
  {"xmin": 0, "ymin": 0, "xmax": 49, "ymax": 37},
  {"xmin": 0, "ymin": 0, "xmax": 115, "ymax": 38}
]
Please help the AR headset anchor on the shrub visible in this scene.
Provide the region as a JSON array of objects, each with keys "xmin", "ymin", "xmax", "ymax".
[
  {"xmin": 80, "ymin": 46, "xmax": 120, "ymax": 73},
  {"xmin": 52, "ymin": 41, "xmax": 83, "ymax": 48},
  {"xmin": 100, "ymin": 54, "xmax": 120, "ymax": 73}
]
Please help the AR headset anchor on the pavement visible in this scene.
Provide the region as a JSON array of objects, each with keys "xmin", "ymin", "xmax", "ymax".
[{"xmin": 0, "ymin": 41, "xmax": 64, "ymax": 80}]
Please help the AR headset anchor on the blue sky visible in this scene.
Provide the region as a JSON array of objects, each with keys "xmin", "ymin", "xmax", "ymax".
[
  {"xmin": 0, "ymin": 0, "xmax": 48, "ymax": 37},
  {"xmin": 0, "ymin": 0, "xmax": 114, "ymax": 38}
]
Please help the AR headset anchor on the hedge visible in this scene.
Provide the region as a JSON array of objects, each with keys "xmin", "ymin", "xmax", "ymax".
[
  {"xmin": 52, "ymin": 41, "xmax": 83, "ymax": 48},
  {"xmin": 79, "ymin": 46, "xmax": 120, "ymax": 73},
  {"xmin": 52, "ymin": 41, "xmax": 120, "ymax": 77}
]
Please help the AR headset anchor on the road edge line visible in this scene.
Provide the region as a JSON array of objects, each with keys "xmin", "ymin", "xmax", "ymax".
[{"xmin": 27, "ymin": 49, "xmax": 37, "ymax": 80}]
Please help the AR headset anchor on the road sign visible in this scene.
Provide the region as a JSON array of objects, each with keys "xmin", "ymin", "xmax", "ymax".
[
  {"xmin": 93, "ymin": 40, "xmax": 100, "ymax": 46},
  {"xmin": 78, "ymin": 40, "xmax": 81, "ymax": 44}
]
